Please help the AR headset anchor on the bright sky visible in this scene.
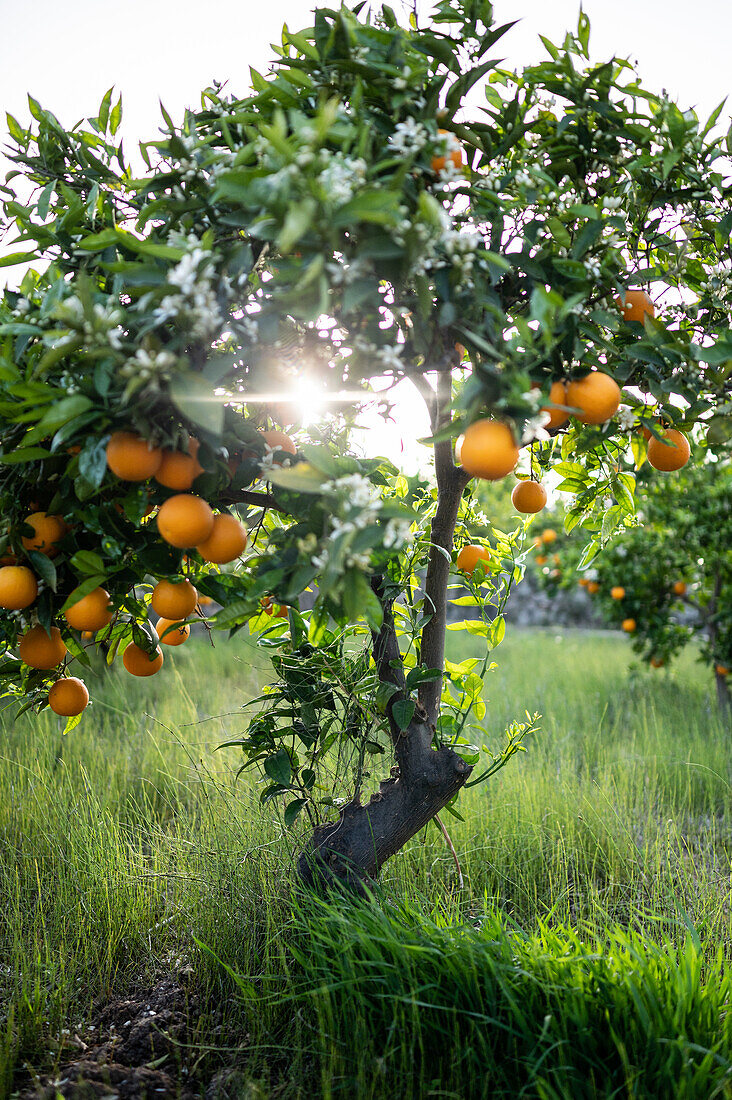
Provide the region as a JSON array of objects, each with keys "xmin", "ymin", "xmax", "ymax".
[{"xmin": 1, "ymin": 0, "xmax": 730, "ymax": 470}]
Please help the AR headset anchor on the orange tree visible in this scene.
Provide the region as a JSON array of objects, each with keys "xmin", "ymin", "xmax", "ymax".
[
  {"xmin": 0, "ymin": 1, "xmax": 731, "ymax": 891},
  {"xmin": 567, "ymin": 456, "xmax": 732, "ymax": 709}
]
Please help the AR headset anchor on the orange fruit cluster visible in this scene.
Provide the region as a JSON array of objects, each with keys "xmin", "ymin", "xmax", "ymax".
[{"xmin": 2, "ymin": 421, "xmax": 286, "ymax": 716}]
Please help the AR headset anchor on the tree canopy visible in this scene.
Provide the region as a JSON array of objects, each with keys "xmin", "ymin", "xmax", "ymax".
[{"xmin": 0, "ymin": 1, "xmax": 730, "ymax": 882}]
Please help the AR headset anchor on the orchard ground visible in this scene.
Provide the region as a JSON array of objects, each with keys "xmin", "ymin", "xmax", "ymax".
[{"xmin": 2, "ymin": 626, "xmax": 732, "ymax": 1099}]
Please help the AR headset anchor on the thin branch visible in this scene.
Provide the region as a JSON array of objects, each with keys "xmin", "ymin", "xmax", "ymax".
[
  {"xmin": 369, "ymin": 575, "xmax": 407, "ymax": 743},
  {"xmin": 434, "ymin": 813, "xmax": 464, "ymax": 892},
  {"xmin": 218, "ymin": 488, "xmax": 289, "ymax": 514}
]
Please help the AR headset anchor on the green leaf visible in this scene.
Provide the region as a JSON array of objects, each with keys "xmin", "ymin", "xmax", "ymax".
[
  {"xmin": 296, "ymin": 444, "xmax": 341, "ymax": 477},
  {"xmin": 392, "ymin": 699, "xmax": 415, "ymax": 731},
  {"xmin": 6, "ymin": 113, "xmax": 25, "ymax": 143},
  {"xmin": 488, "ymin": 615, "xmax": 505, "ymax": 648},
  {"xmin": 706, "ymin": 416, "xmax": 732, "ymax": 446},
  {"xmin": 284, "ymin": 798, "xmax": 308, "ymax": 826},
  {"xmin": 266, "ymin": 462, "xmax": 327, "ymax": 494},
  {"xmin": 342, "ymin": 572, "xmax": 383, "ymax": 631},
  {"xmin": 30, "ymin": 395, "xmax": 93, "ymax": 440},
  {"xmin": 169, "ymin": 372, "xmax": 224, "ymax": 436},
  {"xmin": 278, "ymin": 197, "xmax": 317, "ymax": 254},
  {"xmin": 0, "ymin": 252, "xmax": 36, "ymax": 269},
  {"xmin": 539, "ymin": 34, "xmax": 559, "ymax": 60},
  {"xmin": 110, "ymin": 95, "xmax": 123, "ymax": 136},
  {"xmin": 78, "ymin": 438, "xmax": 108, "ymax": 488},
  {"xmin": 264, "ymin": 747, "xmax": 292, "ymax": 787},
  {"xmin": 70, "ymin": 550, "xmax": 105, "ymax": 575},
  {"xmin": 578, "ymin": 539, "xmax": 600, "ymax": 569},
  {"xmin": 26, "ymin": 550, "xmax": 57, "ymax": 592},
  {"xmin": 571, "ymin": 219, "xmax": 603, "ymax": 258},
  {"xmin": 0, "ymin": 447, "xmax": 50, "ymax": 464}
]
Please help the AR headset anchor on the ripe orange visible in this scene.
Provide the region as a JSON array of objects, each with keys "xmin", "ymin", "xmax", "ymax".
[
  {"xmin": 81, "ymin": 631, "xmax": 94, "ymax": 641},
  {"xmin": 0, "ymin": 565, "xmax": 38, "ymax": 609},
  {"xmin": 650, "ymin": 657, "xmax": 665, "ymax": 669},
  {"xmin": 106, "ymin": 431, "xmax": 163, "ymax": 481},
  {"xmin": 587, "ymin": 581, "xmax": 600, "ymax": 594},
  {"xmin": 535, "ymin": 554, "xmax": 548, "ymax": 566},
  {"xmin": 610, "ymin": 586, "xmax": 625, "ymax": 600},
  {"xmin": 647, "ymin": 429, "xmax": 690, "ymax": 472},
  {"xmin": 456, "ymin": 544, "xmax": 490, "ymax": 574},
  {"xmin": 156, "ymin": 617, "xmax": 190, "ymax": 646},
  {"xmin": 18, "ymin": 625, "xmax": 67, "ymax": 669},
  {"xmin": 197, "ymin": 595, "xmax": 213, "ymax": 608},
  {"xmin": 156, "ymin": 495, "xmax": 215, "ymax": 549},
  {"xmin": 456, "ymin": 420, "xmax": 519, "ymax": 480},
  {"xmin": 431, "ymin": 129, "xmax": 464, "ymax": 173},
  {"xmin": 48, "ymin": 676, "xmax": 89, "ymax": 716},
  {"xmin": 672, "ymin": 581, "xmax": 687, "ymax": 597},
  {"xmin": 715, "ymin": 664, "xmax": 730, "ymax": 677},
  {"xmin": 155, "ymin": 449, "xmax": 197, "ymax": 491},
  {"xmin": 122, "ymin": 642, "xmax": 164, "ymax": 676},
  {"xmin": 64, "ymin": 587, "xmax": 113, "ymax": 631},
  {"xmin": 565, "ymin": 372, "xmax": 622, "ymax": 425},
  {"xmin": 21, "ymin": 512, "xmax": 67, "ymax": 557},
  {"xmin": 617, "ymin": 289, "xmax": 655, "ymax": 324},
  {"xmin": 151, "ymin": 578, "xmax": 198, "ymax": 619},
  {"xmin": 541, "ymin": 529, "xmax": 557, "ymax": 545},
  {"xmin": 541, "ymin": 380, "xmax": 569, "ymax": 430},
  {"xmin": 622, "ymin": 618, "xmax": 636, "ymax": 633},
  {"xmin": 511, "ymin": 481, "xmax": 547, "ymax": 514},
  {"xmin": 196, "ymin": 513, "xmax": 248, "ymax": 564},
  {"xmin": 260, "ymin": 429, "xmax": 297, "ymax": 456},
  {"xmin": 578, "ymin": 578, "xmax": 589, "ymax": 588}
]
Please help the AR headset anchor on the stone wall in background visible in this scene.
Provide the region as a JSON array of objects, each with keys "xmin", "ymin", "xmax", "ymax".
[{"xmin": 447, "ymin": 573, "xmax": 605, "ymax": 630}]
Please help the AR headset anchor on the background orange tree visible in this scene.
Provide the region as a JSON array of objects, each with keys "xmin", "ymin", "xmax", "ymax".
[
  {"xmin": 0, "ymin": 0, "xmax": 730, "ymax": 889},
  {"xmin": 538, "ymin": 455, "xmax": 732, "ymax": 709}
]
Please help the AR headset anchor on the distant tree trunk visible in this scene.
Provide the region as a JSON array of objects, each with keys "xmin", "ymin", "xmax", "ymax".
[
  {"xmin": 298, "ymin": 367, "xmax": 472, "ymax": 893},
  {"xmin": 708, "ymin": 571, "xmax": 730, "ymax": 712}
]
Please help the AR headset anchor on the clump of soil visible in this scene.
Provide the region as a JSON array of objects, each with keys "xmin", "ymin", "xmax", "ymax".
[{"xmin": 19, "ymin": 973, "xmax": 239, "ymax": 1099}]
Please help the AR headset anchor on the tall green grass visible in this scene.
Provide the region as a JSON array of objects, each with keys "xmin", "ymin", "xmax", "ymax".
[{"xmin": 0, "ymin": 628, "xmax": 730, "ymax": 1097}]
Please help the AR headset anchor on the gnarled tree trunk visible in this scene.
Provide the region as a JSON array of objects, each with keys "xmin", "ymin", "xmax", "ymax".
[{"xmin": 298, "ymin": 367, "xmax": 472, "ymax": 893}]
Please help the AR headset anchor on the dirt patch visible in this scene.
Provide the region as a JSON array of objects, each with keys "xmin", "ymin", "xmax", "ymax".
[{"xmin": 19, "ymin": 973, "xmax": 245, "ymax": 1099}]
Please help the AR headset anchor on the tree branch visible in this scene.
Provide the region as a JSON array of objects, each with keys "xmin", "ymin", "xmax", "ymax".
[
  {"xmin": 419, "ymin": 370, "xmax": 470, "ymax": 727},
  {"xmin": 218, "ymin": 488, "xmax": 290, "ymax": 515}
]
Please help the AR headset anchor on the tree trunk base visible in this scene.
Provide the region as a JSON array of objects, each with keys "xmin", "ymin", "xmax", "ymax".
[{"xmin": 297, "ymin": 743, "xmax": 471, "ymax": 894}]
